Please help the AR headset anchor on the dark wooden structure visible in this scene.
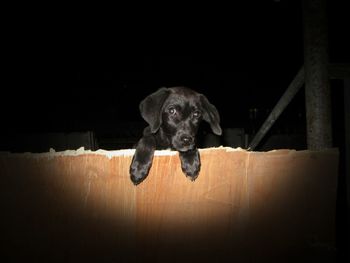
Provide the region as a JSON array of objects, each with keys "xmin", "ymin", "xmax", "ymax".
[{"xmin": 303, "ymin": 0, "xmax": 332, "ymax": 150}]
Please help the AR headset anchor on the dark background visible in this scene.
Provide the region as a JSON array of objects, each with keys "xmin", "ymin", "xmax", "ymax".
[
  {"xmin": 1, "ymin": 0, "xmax": 348, "ymax": 152},
  {"xmin": 2, "ymin": 0, "xmax": 348, "ymax": 152},
  {"xmin": 1, "ymin": 0, "xmax": 349, "ymax": 261}
]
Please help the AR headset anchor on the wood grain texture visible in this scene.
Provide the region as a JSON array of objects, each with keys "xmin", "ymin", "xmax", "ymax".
[{"xmin": 1, "ymin": 147, "xmax": 338, "ymax": 262}]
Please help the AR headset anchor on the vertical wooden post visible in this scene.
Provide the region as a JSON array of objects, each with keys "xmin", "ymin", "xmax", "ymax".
[
  {"xmin": 345, "ymin": 79, "xmax": 350, "ymax": 208},
  {"xmin": 303, "ymin": 0, "xmax": 332, "ymax": 150}
]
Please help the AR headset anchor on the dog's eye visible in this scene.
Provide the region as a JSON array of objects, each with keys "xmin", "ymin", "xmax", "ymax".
[
  {"xmin": 193, "ymin": 110, "xmax": 201, "ymax": 118},
  {"xmin": 168, "ymin": 107, "xmax": 176, "ymax": 115}
]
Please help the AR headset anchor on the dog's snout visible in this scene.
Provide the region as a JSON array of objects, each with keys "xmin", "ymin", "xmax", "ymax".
[{"xmin": 180, "ymin": 135, "xmax": 193, "ymax": 146}]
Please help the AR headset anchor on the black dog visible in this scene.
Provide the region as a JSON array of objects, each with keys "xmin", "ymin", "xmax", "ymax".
[{"xmin": 130, "ymin": 86, "xmax": 222, "ymax": 185}]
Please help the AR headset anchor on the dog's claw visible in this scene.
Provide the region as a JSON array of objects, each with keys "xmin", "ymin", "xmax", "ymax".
[
  {"xmin": 183, "ymin": 166, "xmax": 200, "ymax": 182},
  {"xmin": 130, "ymin": 174, "xmax": 144, "ymax": 186},
  {"xmin": 130, "ymin": 161, "xmax": 151, "ymax": 186},
  {"xmin": 186, "ymin": 174, "xmax": 199, "ymax": 182}
]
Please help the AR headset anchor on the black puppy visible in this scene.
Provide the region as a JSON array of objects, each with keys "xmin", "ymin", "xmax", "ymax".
[{"xmin": 130, "ymin": 86, "xmax": 222, "ymax": 185}]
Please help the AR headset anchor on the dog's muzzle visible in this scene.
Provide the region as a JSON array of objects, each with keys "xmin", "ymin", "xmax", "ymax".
[
  {"xmin": 172, "ymin": 134, "xmax": 195, "ymax": 152},
  {"xmin": 180, "ymin": 135, "xmax": 193, "ymax": 146}
]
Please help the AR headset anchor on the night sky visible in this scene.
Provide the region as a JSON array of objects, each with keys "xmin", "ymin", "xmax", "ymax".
[{"xmin": 2, "ymin": 0, "xmax": 349, "ymax": 151}]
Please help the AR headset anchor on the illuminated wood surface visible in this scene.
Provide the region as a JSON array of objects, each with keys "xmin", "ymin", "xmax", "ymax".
[{"xmin": 1, "ymin": 147, "xmax": 338, "ymax": 262}]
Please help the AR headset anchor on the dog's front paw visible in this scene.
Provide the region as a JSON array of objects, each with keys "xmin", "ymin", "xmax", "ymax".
[
  {"xmin": 130, "ymin": 159, "xmax": 151, "ymax": 186},
  {"xmin": 182, "ymin": 162, "xmax": 200, "ymax": 181},
  {"xmin": 130, "ymin": 171, "xmax": 146, "ymax": 185},
  {"xmin": 180, "ymin": 150, "xmax": 201, "ymax": 182}
]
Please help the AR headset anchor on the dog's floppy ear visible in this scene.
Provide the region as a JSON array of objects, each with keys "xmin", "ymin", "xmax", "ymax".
[
  {"xmin": 139, "ymin": 87, "xmax": 170, "ymax": 133},
  {"xmin": 200, "ymin": 94, "xmax": 222, "ymax": 136}
]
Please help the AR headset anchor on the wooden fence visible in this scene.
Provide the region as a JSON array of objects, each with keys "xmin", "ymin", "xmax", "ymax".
[{"xmin": 1, "ymin": 147, "xmax": 338, "ymax": 262}]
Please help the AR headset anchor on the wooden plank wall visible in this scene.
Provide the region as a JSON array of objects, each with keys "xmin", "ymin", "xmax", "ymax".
[{"xmin": 1, "ymin": 147, "xmax": 338, "ymax": 262}]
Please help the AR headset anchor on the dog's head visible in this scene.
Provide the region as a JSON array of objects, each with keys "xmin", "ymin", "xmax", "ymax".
[{"xmin": 140, "ymin": 86, "xmax": 222, "ymax": 151}]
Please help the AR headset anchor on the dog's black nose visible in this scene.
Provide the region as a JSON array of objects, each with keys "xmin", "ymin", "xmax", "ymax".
[{"xmin": 180, "ymin": 135, "xmax": 193, "ymax": 146}]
